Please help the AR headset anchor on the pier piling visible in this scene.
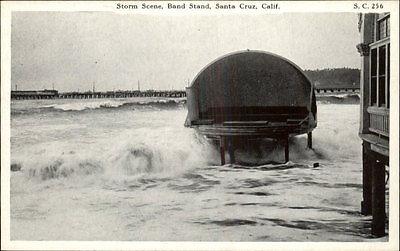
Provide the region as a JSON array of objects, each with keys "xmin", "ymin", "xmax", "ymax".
[
  {"xmin": 219, "ymin": 137, "xmax": 226, "ymax": 165},
  {"xmin": 307, "ymin": 132, "xmax": 312, "ymax": 149},
  {"xmin": 371, "ymin": 157, "xmax": 386, "ymax": 237},
  {"xmin": 284, "ymin": 135, "xmax": 289, "ymax": 163},
  {"xmin": 361, "ymin": 142, "xmax": 372, "ymax": 215},
  {"xmin": 228, "ymin": 138, "xmax": 235, "ymax": 164}
]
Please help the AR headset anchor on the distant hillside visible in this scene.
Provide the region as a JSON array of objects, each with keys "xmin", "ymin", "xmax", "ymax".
[{"xmin": 304, "ymin": 68, "xmax": 360, "ymax": 88}]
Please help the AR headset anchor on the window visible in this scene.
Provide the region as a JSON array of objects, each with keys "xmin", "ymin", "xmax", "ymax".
[
  {"xmin": 377, "ymin": 15, "xmax": 390, "ymax": 40},
  {"xmin": 370, "ymin": 49, "xmax": 377, "ymax": 105},
  {"xmin": 378, "ymin": 46, "xmax": 386, "ymax": 107},
  {"xmin": 387, "ymin": 46, "xmax": 390, "ymax": 108},
  {"xmin": 369, "ymin": 14, "xmax": 390, "ymax": 108}
]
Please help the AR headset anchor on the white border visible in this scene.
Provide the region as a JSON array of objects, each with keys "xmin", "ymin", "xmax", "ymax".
[{"xmin": 1, "ymin": 1, "xmax": 399, "ymax": 250}]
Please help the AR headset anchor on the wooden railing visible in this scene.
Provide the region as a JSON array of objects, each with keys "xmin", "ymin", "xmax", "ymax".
[{"xmin": 367, "ymin": 106, "xmax": 389, "ymax": 137}]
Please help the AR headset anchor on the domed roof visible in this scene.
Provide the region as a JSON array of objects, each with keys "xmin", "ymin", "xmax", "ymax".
[{"xmin": 189, "ymin": 50, "xmax": 313, "ymax": 111}]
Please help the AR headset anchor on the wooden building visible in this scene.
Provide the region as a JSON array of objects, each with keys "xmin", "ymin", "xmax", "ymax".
[
  {"xmin": 11, "ymin": 90, "xmax": 59, "ymax": 100},
  {"xmin": 185, "ymin": 50, "xmax": 317, "ymax": 164},
  {"xmin": 357, "ymin": 13, "xmax": 390, "ymax": 237}
]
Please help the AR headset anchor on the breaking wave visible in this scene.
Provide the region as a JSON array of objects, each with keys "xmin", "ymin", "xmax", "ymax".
[
  {"xmin": 11, "ymin": 98, "xmax": 186, "ymax": 115},
  {"xmin": 10, "ymin": 103, "xmax": 373, "ymax": 241},
  {"xmin": 10, "ymin": 102, "xmax": 361, "ymax": 191},
  {"xmin": 11, "ymin": 128, "xmax": 217, "ymax": 184},
  {"xmin": 316, "ymin": 94, "xmax": 360, "ymax": 104}
]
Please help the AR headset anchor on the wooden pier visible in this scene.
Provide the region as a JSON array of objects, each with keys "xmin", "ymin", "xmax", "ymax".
[{"xmin": 11, "ymin": 90, "xmax": 187, "ymax": 100}]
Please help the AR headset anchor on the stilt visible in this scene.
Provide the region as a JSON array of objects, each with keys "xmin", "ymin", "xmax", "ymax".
[
  {"xmin": 307, "ymin": 132, "xmax": 312, "ymax": 149},
  {"xmin": 371, "ymin": 158, "xmax": 386, "ymax": 237},
  {"xmin": 361, "ymin": 142, "xmax": 372, "ymax": 215},
  {"xmin": 228, "ymin": 138, "xmax": 235, "ymax": 164},
  {"xmin": 284, "ymin": 135, "xmax": 289, "ymax": 163},
  {"xmin": 219, "ymin": 136, "xmax": 225, "ymax": 165}
]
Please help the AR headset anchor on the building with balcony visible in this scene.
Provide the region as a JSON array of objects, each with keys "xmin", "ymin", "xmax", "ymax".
[{"xmin": 357, "ymin": 13, "xmax": 390, "ymax": 237}]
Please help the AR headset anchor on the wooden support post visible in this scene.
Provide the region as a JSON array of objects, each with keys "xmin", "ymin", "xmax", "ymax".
[
  {"xmin": 371, "ymin": 158, "xmax": 386, "ymax": 237},
  {"xmin": 361, "ymin": 142, "xmax": 372, "ymax": 215},
  {"xmin": 307, "ymin": 132, "xmax": 312, "ymax": 149},
  {"xmin": 228, "ymin": 138, "xmax": 235, "ymax": 164},
  {"xmin": 284, "ymin": 135, "xmax": 289, "ymax": 163},
  {"xmin": 219, "ymin": 137, "xmax": 225, "ymax": 166}
]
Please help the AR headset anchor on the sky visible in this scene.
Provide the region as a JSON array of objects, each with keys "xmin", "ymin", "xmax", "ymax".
[{"xmin": 11, "ymin": 12, "xmax": 361, "ymax": 92}]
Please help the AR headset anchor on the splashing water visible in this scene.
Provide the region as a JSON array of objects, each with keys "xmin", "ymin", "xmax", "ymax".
[{"xmin": 10, "ymin": 97, "xmax": 383, "ymax": 241}]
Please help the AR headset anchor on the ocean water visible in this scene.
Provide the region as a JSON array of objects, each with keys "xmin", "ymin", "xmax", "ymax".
[{"xmin": 10, "ymin": 96, "xmax": 382, "ymax": 241}]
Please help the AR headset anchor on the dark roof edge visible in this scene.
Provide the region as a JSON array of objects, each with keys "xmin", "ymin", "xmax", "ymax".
[{"xmin": 187, "ymin": 49, "xmax": 313, "ymax": 89}]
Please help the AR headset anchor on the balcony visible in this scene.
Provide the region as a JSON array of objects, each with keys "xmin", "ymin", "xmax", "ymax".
[{"xmin": 367, "ymin": 106, "xmax": 389, "ymax": 137}]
